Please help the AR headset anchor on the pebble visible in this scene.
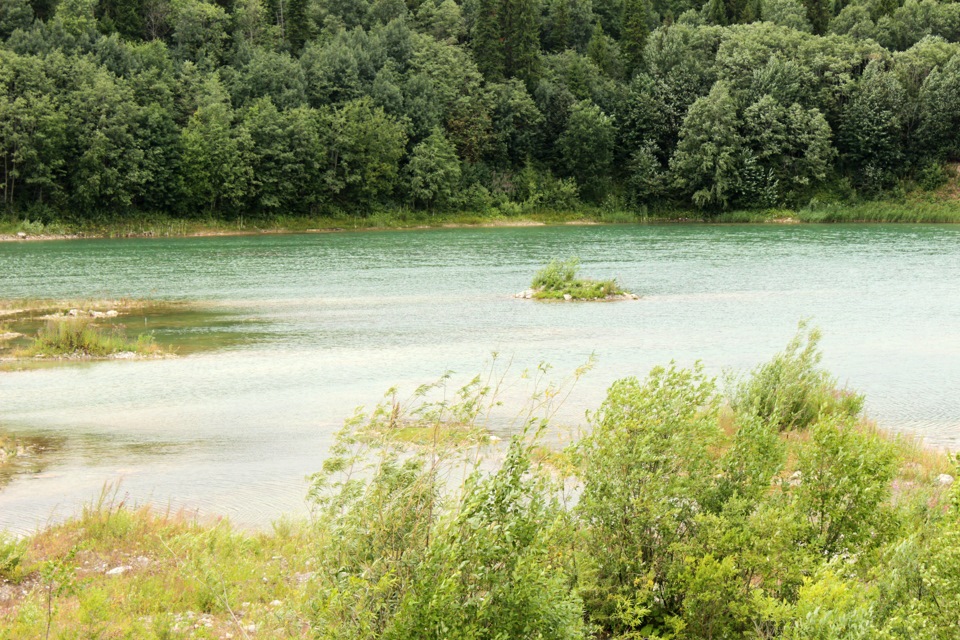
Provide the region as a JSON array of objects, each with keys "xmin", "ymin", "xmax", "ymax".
[{"xmin": 106, "ymin": 565, "xmax": 131, "ymax": 576}]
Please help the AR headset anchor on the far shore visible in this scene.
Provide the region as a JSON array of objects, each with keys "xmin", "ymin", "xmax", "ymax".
[{"xmin": 2, "ymin": 201, "xmax": 960, "ymax": 242}]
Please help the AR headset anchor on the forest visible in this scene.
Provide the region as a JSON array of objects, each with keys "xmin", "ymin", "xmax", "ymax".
[{"xmin": 3, "ymin": 0, "xmax": 960, "ymax": 223}]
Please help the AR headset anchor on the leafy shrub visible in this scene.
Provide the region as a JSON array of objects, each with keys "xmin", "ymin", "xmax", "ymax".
[
  {"xmin": 385, "ymin": 438, "xmax": 586, "ymax": 639},
  {"xmin": 734, "ymin": 322, "xmax": 864, "ymax": 431},
  {"xmin": 575, "ymin": 363, "xmax": 722, "ymax": 634},
  {"xmin": 793, "ymin": 414, "xmax": 898, "ymax": 557},
  {"xmin": 530, "ymin": 257, "xmax": 625, "ymax": 299},
  {"xmin": 0, "ymin": 533, "xmax": 26, "ymax": 582}
]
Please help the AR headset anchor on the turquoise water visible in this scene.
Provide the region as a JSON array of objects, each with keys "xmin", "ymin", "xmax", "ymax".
[{"xmin": 2, "ymin": 224, "xmax": 959, "ymax": 532}]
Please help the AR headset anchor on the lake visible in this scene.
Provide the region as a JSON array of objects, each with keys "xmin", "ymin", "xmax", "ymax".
[{"xmin": 2, "ymin": 223, "xmax": 959, "ymax": 533}]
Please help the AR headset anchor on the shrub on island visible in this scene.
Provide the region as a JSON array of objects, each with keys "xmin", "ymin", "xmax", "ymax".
[{"xmin": 518, "ymin": 258, "xmax": 636, "ymax": 301}]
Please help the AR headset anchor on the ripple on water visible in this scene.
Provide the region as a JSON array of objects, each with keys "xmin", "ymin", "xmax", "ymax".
[{"xmin": 1, "ymin": 224, "xmax": 959, "ymax": 530}]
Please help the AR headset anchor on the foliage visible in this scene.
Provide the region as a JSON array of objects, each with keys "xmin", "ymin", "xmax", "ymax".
[
  {"xmin": 21, "ymin": 319, "xmax": 161, "ymax": 358},
  {"xmin": 3, "ymin": 336, "xmax": 960, "ymax": 638},
  {"xmin": 0, "ymin": 532, "xmax": 26, "ymax": 581},
  {"xmin": 733, "ymin": 321, "xmax": 864, "ymax": 431},
  {"xmin": 530, "ymin": 256, "xmax": 626, "ymax": 299},
  {"xmin": 1, "ymin": 0, "xmax": 959, "ymax": 220},
  {"xmin": 405, "ymin": 127, "xmax": 461, "ymax": 209}
]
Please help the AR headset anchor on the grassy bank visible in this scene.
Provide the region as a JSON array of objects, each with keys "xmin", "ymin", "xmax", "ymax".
[
  {"xmin": 4, "ymin": 197, "xmax": 960, "ymax": 243},
  {"xmin": 2, "ymin": 328, "xmax": 959, "ymax": 638}
]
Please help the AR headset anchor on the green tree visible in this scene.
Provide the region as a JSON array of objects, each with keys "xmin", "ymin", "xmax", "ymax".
[
  {"xmin": 670, "ymin": 81, "xmax": 742, "ymax": 210},
  {"xmin": 793, "ymin": 414, "xmax": 897, "ymax": 557},
  {"xmin": 406, "ymin": 127, "xmax": 461, "ymax": 209},
  {"xmin": 761, "ymin": 0, "xmax": 811, "ymax": 31},
  {"xmin": 471, "ymin": 0, "xmax": 504, "ymax": 79},
  {"xmin": 324, "ymin": 97, "xmax": 407, "ymax": 207},
  {"xmin": 244, "ymin": 98, "xmax": 326, "ymax": 213},
  {"xmin": 0, "ymin": 0, "xmax": 33, "ymax": 39},
  {"xmin": 576, "ymin": 363, "xmax": 721, "ymax": 635},
  {"xmin": 838, "ymin": 60, "xmax": 906, "ymax": 194},
  {"xmin": 587, "ymin": 22, "xmax": 622, "ymax": 78},
  {"xmin": 97, "ymin": 0, "xmax": 145, "ymax": 39},
  {"xmin": 67, "ymin": 66, "xmax": 147, "ymax": 212},
  {"xmin": 558, "ymin": 99, "xmax": 614, "ymax": 199},
  {"xmin": 170, "ymin": 0, "xmax": 230, "ymax": 65},
  {"xmin": 620, "ymin": 0, "xmax": 650, "ymax": 74},
  {"xmin": 740, "ymin": 95, "xmax": 834, "ymax": 205},
  {"xmin": 470, "ymin": 0, "xmax": 540, "ymax": 84},
  {"xmin": 230, "ymin": 48, "xmax": 306, "ymax": 109},
  {"xmin": 916, "ymin": 55, "xmax": 960, "ymax": 162},
  {"xmin": 180, "ymin": 95, "xmax": 253, "ymax": 213},
  {"xmin": 801, "ymin": 0, "xmax": 829, "ymax": 34}
]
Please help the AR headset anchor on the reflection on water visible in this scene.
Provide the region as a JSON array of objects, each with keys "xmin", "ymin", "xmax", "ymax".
[
  {"xmin": 1, "ymin": 223, "xmax": 959, "ymax": 533},
  {"xmin": 0, "ymin": 430, "xmax": 65, "ymax": 489}
]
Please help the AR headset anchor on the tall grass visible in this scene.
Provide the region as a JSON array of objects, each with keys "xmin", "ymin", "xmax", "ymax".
[{"xmin": 20, "ymin": 320, "xmax": 160, "ymax": 358}]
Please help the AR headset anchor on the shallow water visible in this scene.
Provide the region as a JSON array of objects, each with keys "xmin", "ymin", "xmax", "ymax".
[{"xmin": 2, "ymin": 224, "xmax": 959, "ymax": 533}]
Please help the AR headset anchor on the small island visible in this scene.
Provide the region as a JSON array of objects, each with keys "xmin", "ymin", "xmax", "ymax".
[
  {"xmin": 516, "ymin": 258, "xmax": 638, "ymax": 301},
  {"xmin": 15, "ymin": 319, "xmax": 164, "ymax": 360},
  {"xmin": 0, "ymin": 299, "xmax": 167, "ymax": 361}
]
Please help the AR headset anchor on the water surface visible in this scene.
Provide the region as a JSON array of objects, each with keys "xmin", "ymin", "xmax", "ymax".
[{"xmin": 2, "ymin": 224, "xmax": 958, "ymax": 532}]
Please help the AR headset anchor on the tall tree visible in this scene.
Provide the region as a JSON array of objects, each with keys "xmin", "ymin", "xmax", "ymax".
[
  {"xmin": 471, "ymin": 0, "xmax": 505, "ymax": 80},
  {"xmin": 470, "ymin": 0, "xmax": 539, "ymax": 84},
  {"xmin": 558, "ymin": 99, "xmax": 615, "ymax": 199},
  {"xmin": 801, "ymin": 0, "xmax": 829, "ymax": 34},
  {"xmin": 406, "ymin": 127, "xmax": 461, "ymax": 209},
  {"xmin": 670, "ymin": 82, "xmax": 742, "ymax": 209},
  {"xmin": 620, "ymin": 0, "xmax": 649, "ymax": 74},
  {"xmin": 501, "ymin": 0, "xmax": 539, "ymax": 84}
]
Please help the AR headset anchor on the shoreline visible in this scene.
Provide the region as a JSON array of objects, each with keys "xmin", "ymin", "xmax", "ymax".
[{"xmin": 3, "ymin": 202, "xmax": 960, "ymax": 242}]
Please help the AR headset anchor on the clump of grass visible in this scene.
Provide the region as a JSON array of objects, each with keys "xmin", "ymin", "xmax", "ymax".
[
  {"xmin": 529, "ymin": 257, "xmax": 629, "ymax": 300},
  {"xmin": 19, "ymin": 320, "xmax": 162, "ymax": 358}
]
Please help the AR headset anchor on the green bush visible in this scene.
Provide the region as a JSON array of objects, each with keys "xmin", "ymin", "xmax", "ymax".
[
  {"xmin": 793, "ymin": 414, "xmax": 898, "ymax": 557},
  {"xmin": 530, "ymin": 257, "xmax": 625, "ymax": 300},
  {"xmin": 734, "ymin": 322, "xmax": 864, "ymax": 431},
  {"xmin": 575, "ymin": 363, "xmax": 723, "ymax": 634},
  {"xmin": 0, "ymin": 533, "xmax": 26, "ymax": 582},
  {"xmin": 385, "ymin": 438, "xmax": 586, "ymax": 639}
]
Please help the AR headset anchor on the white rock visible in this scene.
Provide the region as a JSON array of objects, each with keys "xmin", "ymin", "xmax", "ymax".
[
  {"xmin": 936, "ymin": 473, "xmax": 955, "ymax": 486},
  {"xmin": 90, "ymin": 310, "xmax": 106, "ymax": 318},
  {"xmin": 67, "ymin": 309, "xmax": 80, "ymax": 317},
  {"xmin": 788, "ymin": 471, "xmax": 802, "ymax": 487},
  {"xmin": 16, "ymin": 232, "xmax": 26, "ymax": 239},
  {"xmin": 105, "ymin": 310, "xmax": 119, "ymax": 317},
  {"xmin": 106, "ymin": 565, "xmax": 131, "ymax": 576},
  {"xmin": 270, "ymin": 599, "xmax": 282, "ymax": 606},
  {"xmin": 563, "ymin": 294, "xmax": 572, "ymax": 301}
]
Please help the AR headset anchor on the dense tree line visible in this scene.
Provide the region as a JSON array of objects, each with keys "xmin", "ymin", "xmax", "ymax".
[{"xmin": 3, "ymin": 0, "xmax": 960, "ymax": 221}]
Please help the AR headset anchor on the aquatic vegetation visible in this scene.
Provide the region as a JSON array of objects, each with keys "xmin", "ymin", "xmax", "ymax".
[
  {"xmin": 18, "ymin": 320, "xmax": 162, "ymax": 359},
  {"xmin": 527, "ymin": 257, "xmax": 631, "ymax": 300}
]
